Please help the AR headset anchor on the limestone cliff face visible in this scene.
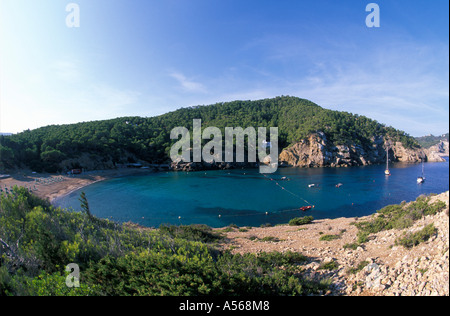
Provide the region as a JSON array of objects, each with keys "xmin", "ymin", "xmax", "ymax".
[
  {"xmin": 279, "ymin": 132, "xmax": 427, "ymax": 168},
  {"xmin": 390, "ymin": 141, "xmax": 426, "ymax": 163},
  {"xmin": 425, "ymin": 141, "xmax": 449, "ymax": 162}
]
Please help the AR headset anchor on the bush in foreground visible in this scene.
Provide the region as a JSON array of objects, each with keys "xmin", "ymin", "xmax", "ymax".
[
  {"xmin": 0, "ymin": 187, "xmax": 329, "ymax": 296},
  {"xmin": 289, "ymin": 216, "xmax": 314, "ymax": 226}
]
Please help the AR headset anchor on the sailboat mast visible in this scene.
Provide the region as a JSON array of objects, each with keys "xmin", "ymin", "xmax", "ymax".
[
  {"xmin": 385, "ymin": 143, "xmax": 391, "ymax": 176},
  {"xmin": 386, "ymin": 148, "xmax": 389, "ymax": 168},
  {"xmin": 422, "ymin": 160, "xmax": 425, "ymax": 177}
]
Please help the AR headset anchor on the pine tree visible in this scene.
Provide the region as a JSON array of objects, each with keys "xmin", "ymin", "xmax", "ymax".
[{"xmin": 79, "ymin": 191, "xmax": 92, "ymax": 219}]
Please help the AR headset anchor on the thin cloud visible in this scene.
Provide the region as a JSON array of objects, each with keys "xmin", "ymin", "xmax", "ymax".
[{"xmin": 169, "ymin": 71, "xmax": 207, "ymax": 94}]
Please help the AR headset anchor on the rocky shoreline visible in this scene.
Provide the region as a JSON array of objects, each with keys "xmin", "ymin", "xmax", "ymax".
[
  {"xmin": 169, "ymin": 133, "xmax": 448, "ymax": 172},
  {"xmin": 219, "ymin": 191, "xmax": 449, "ymax": 296},
  {"xmin": 279, "ymin": 132, "xmax": 436, "ymax": 168}
]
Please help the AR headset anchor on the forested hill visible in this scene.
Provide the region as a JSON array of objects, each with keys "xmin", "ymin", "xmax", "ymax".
[
  {"xmin": 416, "ymin": 133, "xmax": 449, "ymax": 149},
  {"xmin": 0, "ymin": 96, "xmax": 419, "ymax": 172}
]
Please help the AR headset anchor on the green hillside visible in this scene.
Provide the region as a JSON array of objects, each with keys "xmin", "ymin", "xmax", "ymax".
[
  {"xmin": 0, "ymin": 96, "xmax": 419, "ymax": 172},
  {"xmin": 416, "ymin": 133, "xmax": 449, "ymax": 149}
]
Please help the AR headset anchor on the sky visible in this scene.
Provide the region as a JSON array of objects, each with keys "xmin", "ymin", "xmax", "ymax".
[{"xmin": 0, "ymin": 0, "xmax": 448, "ymax": 136}]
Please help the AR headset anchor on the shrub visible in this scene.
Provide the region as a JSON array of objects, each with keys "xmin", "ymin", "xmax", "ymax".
[
  {"xmin": 343, "ymin": 243, "xmax": 359, "ymax": 250},
  {"xmin": 318, "ymin": 260, "xmax": 339, "ymax": 270},
  {"xmin": 259, "ymin": 236, "xmax": 280, "ymax": 243},
  {"xmin": 289, "ymin": 216, "xmax": 314, "ymax": 226},
  {"xmin": 395, "ymin": 224, "xmax": 437, "ymax": 249},
  {"xmin": 319, "ymin": 234, "xmax": 340, "ymax": 242},
  {"xmin": 347, "ymin": 261, "xmax": 369, "ymax": 275},
  {"xmin": 159, "ymin": 224, "xmax": 222, "ymax": 243}
]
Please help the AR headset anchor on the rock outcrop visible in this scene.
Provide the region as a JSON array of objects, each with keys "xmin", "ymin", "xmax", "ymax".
[
  {"xmin": 425, "ymin": 141, "xmax": 449, "ymax": 162},
  {"xmin": 279, "ymin": 132, "xmax": 428, "ymax": 168}
]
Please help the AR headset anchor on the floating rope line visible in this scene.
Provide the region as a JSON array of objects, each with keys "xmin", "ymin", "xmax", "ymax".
[
  {"xmin": 262, "ymin": 174, "xmax": 314, "ymax": 207},
  {"xmin": 69, "ymin": 170, "xmax": 317, "ymax": 226},
  {"xmin": 108, "ymin": 206, "xmax": 308, "ymax": 225}
]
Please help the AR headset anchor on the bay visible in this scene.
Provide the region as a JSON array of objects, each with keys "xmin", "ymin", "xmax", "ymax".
[{"xmin": 55, "ymin": 158, "xmax": 449, "ymax": 228}]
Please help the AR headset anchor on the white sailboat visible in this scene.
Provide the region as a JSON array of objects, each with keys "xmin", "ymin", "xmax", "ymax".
[
  {"xmin": 417, "ymin": 160, "xmax": 425, "ymax": 184},
  {"xmin": 385, "ymin": 147, "xmax": 391, "ymax": 176}
]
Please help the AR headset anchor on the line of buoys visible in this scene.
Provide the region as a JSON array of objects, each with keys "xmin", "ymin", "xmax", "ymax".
[
  {"xmin": 148, "ymin": 206, "xmax": 315, "ymax": 224},
  {"xmin": 262, "ymin": 174, "xmax": 314, "ymax": 207}
]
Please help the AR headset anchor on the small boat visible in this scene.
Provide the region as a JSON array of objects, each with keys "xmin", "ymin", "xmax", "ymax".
[
  {"xmin": 417, "ymin": 160, "xmax": 425, "ymax": 184},
  {"xmin": 308, "ymin": 184, "xmax": 315, "ymax": 188},
  {"xmin": 299, "ymin": 206, "xmax": 313, "ymax": 212},
  {"xmin": 335, "ymin": 183, "xmax": 343, "ymax": 188},
  {"xmin": 281, "ymin": 177, "xmax": 289, "ymax": 181}
]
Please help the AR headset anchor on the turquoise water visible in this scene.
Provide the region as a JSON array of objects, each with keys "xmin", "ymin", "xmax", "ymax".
[{"xmin": 55, "ymin": 158, "xmax": 449, "ymax": 228}]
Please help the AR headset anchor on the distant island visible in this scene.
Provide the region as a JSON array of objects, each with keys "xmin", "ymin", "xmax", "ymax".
[{"xmin": 0, "ymin": 96, "xmax": 445, "ymax": 173}]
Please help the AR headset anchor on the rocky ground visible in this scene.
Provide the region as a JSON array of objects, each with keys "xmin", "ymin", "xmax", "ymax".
[{"xmin": 218, "ymin": 191, "xmax": 449, "ymax": 296}]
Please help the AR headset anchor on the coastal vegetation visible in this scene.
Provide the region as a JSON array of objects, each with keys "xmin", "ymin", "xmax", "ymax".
[
  {"xmin": 350, "ymin": 195, "xmax": 447, "ymax": 249},
  {"xmin": 288, "ymin": 216, "xmax": 314, "ymax": 226},
  {"xmin": 0, "ymin": 96, "xmax": 420, "ymax": 173},
  {"xmin": 0, "ymin": 186, "xmax": 330, "ymax": 296},
  {"xmin": 394, "ymin": 224, "xmax": 437, "ymax": 249},
  {"xmin": 1, "ymin": 187, "xmax": 448, "ymax": 296}
]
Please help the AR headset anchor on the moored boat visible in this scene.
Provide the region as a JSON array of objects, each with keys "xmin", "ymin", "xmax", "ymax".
[
  {"xmin": 417, "ymin": 160, "xmax": 425, "ymax": 184},
  {"xmin": 299, "ymin": 206, "xmax": 313, "ymax": 212}
]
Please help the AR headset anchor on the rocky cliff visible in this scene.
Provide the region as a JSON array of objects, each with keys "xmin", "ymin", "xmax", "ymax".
[
  {"xmin": 279, "ymin": 132, "xmax": 427, "ymax": 168},
  {"xmin": 425, "ymin": 141, "xmax": 449, "ymax": 162}
]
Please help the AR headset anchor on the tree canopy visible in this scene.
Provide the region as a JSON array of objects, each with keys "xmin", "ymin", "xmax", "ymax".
[{"xmin": 0, "ymin": 96, "xmax": 419, "ymax": 172}]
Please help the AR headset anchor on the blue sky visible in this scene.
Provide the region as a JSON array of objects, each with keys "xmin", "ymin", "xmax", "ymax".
[{"xmin": 0, "ymin": 0, "xmax": 448, "ymax": 136}]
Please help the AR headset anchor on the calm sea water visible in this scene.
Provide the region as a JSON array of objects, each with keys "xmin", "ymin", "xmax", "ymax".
[{"xmin": 55, "ymin": 158, "xmax": 449, "ymax": 228}]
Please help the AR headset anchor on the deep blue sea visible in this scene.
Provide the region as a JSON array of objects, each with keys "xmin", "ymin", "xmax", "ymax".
[{"xmin": 55, "ymin": 158, "xmax": 449, "ymax": 228}]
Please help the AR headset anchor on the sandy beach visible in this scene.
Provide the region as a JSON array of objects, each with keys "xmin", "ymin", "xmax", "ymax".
[{"xmin": 0, "ymin": 168, "xmax": 157, "ymax": 203}]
